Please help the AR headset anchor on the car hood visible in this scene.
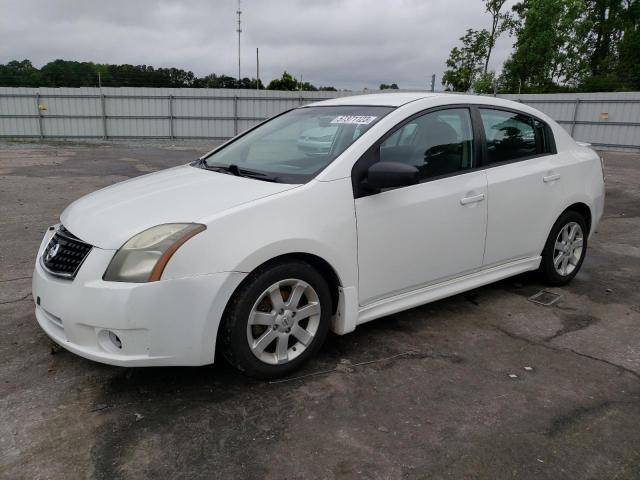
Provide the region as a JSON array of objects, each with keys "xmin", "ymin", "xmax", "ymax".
[{"xmin": 61, "ymin": 165, "xmax": 299, "ymax": 249}]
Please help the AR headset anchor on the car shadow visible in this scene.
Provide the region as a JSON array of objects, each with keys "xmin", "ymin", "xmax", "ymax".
[{"xmin": 81, "ymin": 271, "xmax": 547, "ymax": 403}]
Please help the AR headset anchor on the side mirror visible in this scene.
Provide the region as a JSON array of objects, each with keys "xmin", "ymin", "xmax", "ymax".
[{"xmin": 365, "ymin": 162, "xmax": 419, "ymax": 190}]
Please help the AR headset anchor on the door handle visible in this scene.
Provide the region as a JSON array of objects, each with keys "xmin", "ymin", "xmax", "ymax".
[
  {"xmin": 543, "ymin": 173, "xmax": 561, "ymax": 183},
  {"xmin": 460, "ymin": 193, "xmax": 485, "ymax": 205}
]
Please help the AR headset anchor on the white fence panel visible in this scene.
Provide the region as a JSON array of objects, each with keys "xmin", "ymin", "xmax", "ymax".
[{"xmin": 0, "ymin": 87, "xmax": 638, "ymax": 150}]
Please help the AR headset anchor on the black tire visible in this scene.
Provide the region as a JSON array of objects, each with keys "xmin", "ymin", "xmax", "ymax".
[
  {"xmin": 220, "ymin": 259, "xmax": 332, "ymax": 379},
  {"xmin": 539, "ymin": 210, "xmax": 588, "ymax": 286}
]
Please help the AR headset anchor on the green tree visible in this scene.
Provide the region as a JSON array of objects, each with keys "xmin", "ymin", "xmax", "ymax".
[
  {"xmin": 298, "ymin": 81, "xmax": 318, "ymax": 91},
  {"xmin": 193, "ymin": 73, "xmax": 264, "ymax": 89},
  {"xmin": 498, "ymin": 0, "xmax": 640, "ymax": 92},
  {"xmin": 267, "ymin": 71, "xmax": 299, "ymax": 90},
  {"xmin": 442, "ymin": 29, "xmax": 490, "ymax": 91},
  {"xmin": 155, "ymin": 67, "xmax": 195, "ymax": 87},
  {"xmin": 615, "ymin": 0, "xmax": 640, "ymax": 89},
  {"xmin": 442, "ymin": 0, "xmax": 512, "ymax": 92},
  {"xmin": 499, "ymin": 0, "xmax": 584, "ymax": 92},
  {"xmin": 237, "ymin": 77, "xmax": 264, "ymax": 89},
  {"xmin": 0, "ymin": 60, "xmax": 335, "ymax": 91},
  {"xmin": 0, "ymin": 59, "xmax": 41, "ymax": 86},
  {"xmin": 40, "ymin": 60, "xmax": 99, "ymax": 87},
  {"xmin": 194, "ymin": 73, "xmax": 239, "ymax": 88},
  {"xmin": 267, "ymin": 71, "xmax": 319, "ymax": 91},
  {"xmin": 575, "ymin": 0, "xmax": 639, "ymax": 90},
  {"xmin": 472, "ymin": 71, "xmax": 497, "ymax": 93},
  {"xmin": 379, "ymin": 83, "xmax": 399, "ymax": 90}
]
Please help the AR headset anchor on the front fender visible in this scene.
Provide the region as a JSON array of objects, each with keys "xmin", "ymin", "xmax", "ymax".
[
  {"xmin": 162, "ymin": 177, "xmax": 359, "ymax": 287},
  {"xmin": 162, "ymin": 177, "xmax": 360, "ymax": 341}
]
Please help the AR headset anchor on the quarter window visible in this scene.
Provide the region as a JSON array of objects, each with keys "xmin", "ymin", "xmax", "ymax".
[
  {"xmin": 534, "ymin": 118, "xmax": 553, "ymax": 154},
  {"xmin": 480, "ymin": 109, "xmax": 537, "ymax": 164},
  {"xmin": 378, "ymin": 108, "xmax": 474, "ymax": 181}
]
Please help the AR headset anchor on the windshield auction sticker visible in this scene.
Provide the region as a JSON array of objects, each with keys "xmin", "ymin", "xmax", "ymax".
[{"xmin": 331, "ymin": 115, "xmax": 378, "ymax": 125}]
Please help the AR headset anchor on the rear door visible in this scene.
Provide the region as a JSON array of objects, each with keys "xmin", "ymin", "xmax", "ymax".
[{"xmin": 479, "ymin": 108, "xmax": 564, "ymax": 267}]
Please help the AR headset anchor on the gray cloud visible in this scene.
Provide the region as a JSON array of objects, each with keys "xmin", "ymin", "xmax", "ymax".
[{"xmin": 0, "ymin": 0, "xmax": 516, "ymax": 90}]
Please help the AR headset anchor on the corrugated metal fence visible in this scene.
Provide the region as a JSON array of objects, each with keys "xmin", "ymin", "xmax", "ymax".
[
  {"xmin": 0, "ymin": 87, "xmax": 352, "ymax": 141},
  {"xmin": 1, "ymin": 87, "xmax": 639, "ymax": 150}
]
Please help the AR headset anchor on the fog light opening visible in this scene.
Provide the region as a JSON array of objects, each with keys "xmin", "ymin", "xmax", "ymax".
[
  {"xmin": 108, "ymin": 331, "xmax": 122, "ymax": 349},
  {"xmin": 98, "ymin": 329, "xmax": 123, "ymax": 353}
]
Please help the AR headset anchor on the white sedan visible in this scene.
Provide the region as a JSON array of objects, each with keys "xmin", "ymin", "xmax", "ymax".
[{"xmin": 32, "ymin": 93, "xmax": 605, "ymax": 379}]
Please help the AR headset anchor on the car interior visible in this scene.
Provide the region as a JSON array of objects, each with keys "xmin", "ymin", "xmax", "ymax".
[
  {"xmin": 481, "ymin": 110, "xmax": 538, "ymax": 163},
  {"xmin": 379, "ymin": 110, "xmax": 473, "ymax": 180}
]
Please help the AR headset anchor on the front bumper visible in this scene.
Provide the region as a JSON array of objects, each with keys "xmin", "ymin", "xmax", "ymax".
[{"xmin": 32, "ymin": 230, "xmax": 246, "ymax": 367}]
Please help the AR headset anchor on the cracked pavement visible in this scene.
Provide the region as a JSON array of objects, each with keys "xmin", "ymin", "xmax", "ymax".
[{"xmin": 1, "ymin": 142, "xmax": 639, "ymax": 479}]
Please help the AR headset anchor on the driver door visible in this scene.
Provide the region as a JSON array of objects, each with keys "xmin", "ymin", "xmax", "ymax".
[{"xmin": 354, "ymin": 107, "xmax": 488, "ymax": 305}]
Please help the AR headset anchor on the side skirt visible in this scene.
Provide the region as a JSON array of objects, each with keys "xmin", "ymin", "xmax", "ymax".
[{"xmin": 357, "ymin": 256, "xmax": 541, "ymax": 325}]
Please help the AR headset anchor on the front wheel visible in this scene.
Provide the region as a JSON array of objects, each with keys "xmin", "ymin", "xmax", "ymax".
[
  {"xmin": 220, "ymin": 260, "xmax": 332, "ymax": 379},
  {"xmin": 539, "ymin": 210, "xmax": 588, "ymax": 286}
]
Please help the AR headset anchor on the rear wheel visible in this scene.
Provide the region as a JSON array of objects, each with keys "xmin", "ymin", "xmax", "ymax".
[
  {"xmin": 221, "ymin": 260, "xmax": 332, "ymax": 379},
  {"xmin": 539, "ymin": 210, "xmax": 588, "ymax": 286}
]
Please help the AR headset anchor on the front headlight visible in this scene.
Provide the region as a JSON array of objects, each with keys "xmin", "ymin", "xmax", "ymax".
[{"xmin": 103, "ymin": 223, "xmax": 206, "ymax": 283}]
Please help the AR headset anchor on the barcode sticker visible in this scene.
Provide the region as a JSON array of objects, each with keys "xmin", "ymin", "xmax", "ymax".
[{"xmin": 330, "ymin": 115, "xmax": 378, "ymax": 125}]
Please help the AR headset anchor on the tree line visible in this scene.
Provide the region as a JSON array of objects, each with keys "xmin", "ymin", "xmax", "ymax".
[
  {"xmin": 0, "ymin": 59, "xmax": 338, "ymax": 91},
  {"xmin": 443, "ymin": 0, "xmax": 639, "ymax": 93}
]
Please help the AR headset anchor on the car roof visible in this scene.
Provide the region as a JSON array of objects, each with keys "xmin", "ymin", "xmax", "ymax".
[
  {"xmin": 306, "ymin": 92, "xmax": 540, "ymax": 111},
  {"xmin": 305, "ymin": 92, "xmax": 555, "ymax": 123},
  {"xmin": 306, "ymin": 92, "xmax": 449, "ymax": 107}
]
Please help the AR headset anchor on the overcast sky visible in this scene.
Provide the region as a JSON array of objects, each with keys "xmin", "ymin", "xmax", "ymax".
[{"xmin": 0, "ymin": 0, "xmax": 516, "ymax": 90}]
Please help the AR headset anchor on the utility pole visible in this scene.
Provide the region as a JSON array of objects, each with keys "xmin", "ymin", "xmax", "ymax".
[
  {"xmin": 236, "ymin": 0, "xmax": 242, "ymax": 84},
  {"xmin": 256, "ymin": 47, "xmax": 260, "ymax": 90},
  {"xmin": 98, "ymin": 71, "xmax": 102, "ymax": 89},
  {"xmin": 430, "ymin": 74, "xmax": 435, "ymax": 92}
]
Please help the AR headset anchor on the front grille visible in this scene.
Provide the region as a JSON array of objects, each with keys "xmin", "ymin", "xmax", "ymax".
[{"xmin": 41, "ymin": 226, "xmax": 92, "ymax": 279}]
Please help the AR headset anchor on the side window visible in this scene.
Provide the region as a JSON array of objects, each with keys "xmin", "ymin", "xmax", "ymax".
[
  {"xmin": 480, "ymin": 109, "xmax": 537, "ymax": 164},
  {"xmin": 379, "ymin": 108, "xmax": 474, "ymax": 181}
]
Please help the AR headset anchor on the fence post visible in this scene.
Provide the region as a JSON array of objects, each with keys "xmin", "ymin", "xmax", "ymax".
[
  {"xmin": 570, "ymin": 98, "xmax": 581, "ymax": 137},
  {"xmin": 100, "ymin": 94, "xmax": 107, "ymax": 139},
  {"xmin": 35, "ymin": 92, "xmax": 44, "ymax": 139},
  {"xmin": 233, "ymin": 95, "xmax": 239, "ymax": 136},
  {"xmin": 168, "ymin": 95, "xmax": 174, "ymax": 140}
]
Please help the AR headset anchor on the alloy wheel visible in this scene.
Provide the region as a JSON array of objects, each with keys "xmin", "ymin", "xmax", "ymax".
[
  {"xmin": 553, "ymin": 221, "xmax": 584, "ymax": 276},
  {"xmin": 246, "ymin": 279, "xmax": 321, "ymax": 365}
]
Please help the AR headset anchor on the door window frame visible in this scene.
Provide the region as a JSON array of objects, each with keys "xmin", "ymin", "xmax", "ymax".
[
  {"xmin": 351, "ymin": 105, "xmax": 483, "ymax": 198},
  {"xmin": 473, "ymin": 105, "xmax": 557, "ymax": 168},
  {"xmin": 351, "ymin": 103, "xmax": 558, "ymax": 199}
]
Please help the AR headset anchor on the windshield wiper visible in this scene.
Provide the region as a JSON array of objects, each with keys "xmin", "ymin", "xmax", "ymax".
[
  {"xmin": 198, "ymin": 162, "xmax": 238, "ymax": 176},
  {"xmin": 200, "ymin": 162, "xmax": 281, "ymax": 182},
  {"xmin": 235, "ymin": 167, "xmax": 282, "ymax": 182}
]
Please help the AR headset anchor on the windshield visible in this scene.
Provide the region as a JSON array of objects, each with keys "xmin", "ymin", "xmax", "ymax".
[{"xmin": 201, "ymin": 105, "xmax": 394, "ymax": 183}]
